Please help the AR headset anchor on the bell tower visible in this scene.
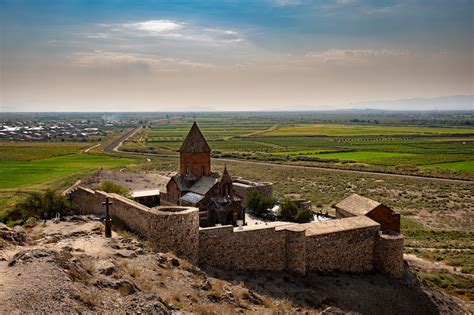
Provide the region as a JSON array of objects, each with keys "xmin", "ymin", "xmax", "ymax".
[{"xmin": 179, "ymin": 122, "xmax": 211, "ymax": 179}]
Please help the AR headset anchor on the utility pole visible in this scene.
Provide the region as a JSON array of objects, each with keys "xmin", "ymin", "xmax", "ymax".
[{"xmin": 102, "ymin": 197, "xmax": 113, "ymax": 238}]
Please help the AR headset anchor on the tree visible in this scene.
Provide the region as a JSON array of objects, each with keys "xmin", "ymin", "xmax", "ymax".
[
  {"xmin": 98, "ymin": 181, "xmax": 131, "ymax": 198},
  {"xmin": 278, "ymin": 198, "xmax": 299, "ymax": 221},
  {"xmin": 13, "ymin": 190, "xmax": 75, "ymax": 220},
  {"xmin": 279, "ymin": 198, "xmax": 313, "ymax": 223},
  {"xmin": 294, "ymin": 208, "xmax": 313, "ymax": 223},
  {"xmin": 245, "ymin": 190, "xmax": 275, "ymax": 216}
]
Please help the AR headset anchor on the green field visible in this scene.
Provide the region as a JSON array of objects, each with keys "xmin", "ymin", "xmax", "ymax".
[
  {"xmin": 421, "ymin": 161, "xmax": 474, "ymax": 171},
  {"xmin": 303, "ymin": 151, "xmax": 416, "ymax": 163},
  {"xmin": 263, "ymin": 124, "xmax": 474, "ymax": 137},
  {"xmin": 0, "ymin": 142, "xmax": 91, "ymax": 161},
  {"xmin": 0, "ymin": 154, "xmax": 134, "ymax": 189},
  {"xmin": 128, "ymin": 119, "xmax": 474, "ymax": 179}
]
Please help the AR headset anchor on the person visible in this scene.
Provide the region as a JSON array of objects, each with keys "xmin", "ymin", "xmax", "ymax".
[{"xmin": 43, "ymin": 212, "xmax": 48, "ymax": 225}]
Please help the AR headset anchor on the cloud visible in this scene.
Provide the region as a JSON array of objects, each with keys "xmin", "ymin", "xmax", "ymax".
[
  {"xmin": 86, "ymin": 19, "xmax": 244, "ymax": 46},
  {"xmin": 335, "ymin": 0, "xmax": 357, "ymax": 5},
  {"xmin": 272, "ymin": 0, "xmax": 303, "ymax": 6},
  {"xmin": 304, "ymin": 49, "xmax": 410, "ymax": 65},
  {"xmin": 70, "ymin": 50, "xmax": 213, "ymax": 72},
  {"xmin": 363, "ymin": 4, "xmax": 402, "ymax": 15},
  {"xmin": 123, "ymin": 20, "xmax": 184, "ymax": 33}
]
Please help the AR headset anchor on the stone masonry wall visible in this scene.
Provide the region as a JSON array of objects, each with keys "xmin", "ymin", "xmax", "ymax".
[
  {"xmin": 70, "ymin": 187, "xmax": 404, "ymax": 277},
  {"xmin": 304, "ymin": 222, "xmax": 379, "ymax": 273},
  {"xmin": 180, "ymin": 152, "xmax": 210, "ymax": 177},
  {"xmin": 69, "ymin": 187, "xmax": 106, "ymax": 216},
  {"xmin": 374, "ymin": 232, "xmax": 404, "ymax": 278},
  {"xmin": 198, "ymin": 225, "xmax": 288, "ymax": 272},
  {"xmin": 199, "ymin": 217, "xmax": 382, "ymax": 275},
  {"xmin": 69, "ymin": 187, "xmax": 199, "ymax": 263},
  {"xmin": 283, "ymin": 226, "xmax": 307, "ymax": 274}
]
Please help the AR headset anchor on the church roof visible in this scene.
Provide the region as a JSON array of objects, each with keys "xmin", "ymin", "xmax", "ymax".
[
  {"xmin": 170, "ymin": 175, "xmax": 190, "ymax": 192},
  {"xmin": 335, "ymin": 194, "xmax": 381, "ymax": 216},
  {"xmin": 180, "ymin": 122, "xmax": 211, "ymax": 153},
  {"xmin": 188, "ymin": 176, "xmax": 218, "ymax": 195},
  {"xmin": 180, "ymin": 192, "xmax": 205, "ymax": 205}
]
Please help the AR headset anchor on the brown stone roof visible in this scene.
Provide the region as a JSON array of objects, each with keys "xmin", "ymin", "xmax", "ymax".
[
  {"xmin": 335, "ymin": 193, "xmax": 381, "ymax": 216},
  {"xmin": 170, "ymin": 175, "xmax": 190, "ymax": 192},
  {"xmin": 188, "ymin": 176, "xmax": 218, "ymax": 195},
  {"xmin": 179, "ymin": 122, "xmax": 211, "ymax": 153}
]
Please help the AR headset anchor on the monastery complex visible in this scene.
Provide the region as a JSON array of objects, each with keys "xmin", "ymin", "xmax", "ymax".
[{"xmin": 68, "ymin": 123, "xmax": 405, "ymax": 278}]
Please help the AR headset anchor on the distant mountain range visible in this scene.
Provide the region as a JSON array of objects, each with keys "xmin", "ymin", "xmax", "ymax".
[{"xmin": 347, "ymin": 95, "xmax": 473, "ymax": 111}]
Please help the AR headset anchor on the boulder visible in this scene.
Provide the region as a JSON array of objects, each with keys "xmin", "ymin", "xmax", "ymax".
[
  {"xmin": 115, "ymin": 249, "xmax": 137, "ymax": 259},
  {"xmin": 96, "ymin": 260, "xmax": 116, "ymax": 275},
  {"xmin": 0, "ymin": 223, "xmax": 11, "ymax": 231},
  {"xmin": 8, "ymin": 249, "xmax": 54, "ymax": 266}
]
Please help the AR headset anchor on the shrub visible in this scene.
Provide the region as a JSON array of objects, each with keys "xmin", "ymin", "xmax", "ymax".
[
  {"xmin": 278, "ymin": 198, "xmax": 299, "ymax": 221},
  {"xmin": 245, "ymin": 190, "xmax": 275, "ymax": 216},
  {"xmin": 294, "ymin": 208, "xmax": 313, "ymax": 223},
  {"xmin": 98, "ymin": 181, "xmax": 131, "ymax": 198},
  {"xmin": 279, "ymin": 198, "xmax": 313, "ymax": 223},
  {"xmin": 12, "ymin": 190, "xmax": 75, "ymax": 221}
]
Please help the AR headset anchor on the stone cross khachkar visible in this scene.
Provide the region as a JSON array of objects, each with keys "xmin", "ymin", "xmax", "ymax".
[{"xmin": 102, "ymin": 197, "xmax": 113, "ymax": 238}]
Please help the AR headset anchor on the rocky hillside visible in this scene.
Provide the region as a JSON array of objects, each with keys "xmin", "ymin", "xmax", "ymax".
[{"xmin": 0, "ymin": 216, "xmax": 471, "ymax": 314}]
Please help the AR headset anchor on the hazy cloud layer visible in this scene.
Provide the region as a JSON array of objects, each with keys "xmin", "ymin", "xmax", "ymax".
[{"xmin": 1, "ymin": 0, "xmax": 472, "ymax": 111}]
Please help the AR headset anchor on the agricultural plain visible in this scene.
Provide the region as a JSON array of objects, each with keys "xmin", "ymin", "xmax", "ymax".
[
  {"xmin": 0, "ymin": 142, "xmax": 135, "ymax": 189},
  {"xmin": 0, "ymin": 142, "xmax": 136, "ymax": 219},
  {"xmin": 123, "ymin": 117, "xmax": 474, "ymax": 179}
]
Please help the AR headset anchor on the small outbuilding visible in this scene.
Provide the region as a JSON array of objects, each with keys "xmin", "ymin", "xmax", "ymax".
[
  {"xmin": 131, "ymin": 189, "xmax": 160, "ymax": 208},
  {"xmin": 335, "ymin": 193, "xmax": 400, "ymax": 232}
]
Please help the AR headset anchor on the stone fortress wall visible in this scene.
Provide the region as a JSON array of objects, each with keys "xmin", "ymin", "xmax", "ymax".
[
  {"xmin": 68, "ymin": 187, "xmax": 404, "ymax": 278},
  {"xmin": 69, "ymin": 187, "xmax": 199, "ymax": 262}
]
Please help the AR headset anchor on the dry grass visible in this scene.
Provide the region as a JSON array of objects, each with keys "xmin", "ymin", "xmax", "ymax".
[
  {"xmin": 209, "ymin": 279, "xmax": 227, "ymax": 296},
  {"xmin": 80, "ymin": 256, "xmax": 96, "ymax": 275},
  {"xmin": 193, "ymin": 303, "xmax": 221, "ymax": 314},
  {"xmin": 116, "ymin": 259, "xmax": 141, "ymax": 278},
  {"xmin": 77, "ymin": 288, "xmax": 102, "ymax": 309}
]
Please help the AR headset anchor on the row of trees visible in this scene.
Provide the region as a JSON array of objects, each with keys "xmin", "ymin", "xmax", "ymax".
[{"xmin": 245, "ymin": 190, "xmax": 313, "ymax": 223}]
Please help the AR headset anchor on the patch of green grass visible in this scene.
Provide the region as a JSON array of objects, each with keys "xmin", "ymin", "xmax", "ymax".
[
  {"xmin": 422, "ymin": 161, "xmax": 474, "ymax": 171},
  {"xmin": 0, "ymin": 154, "xmax": 135, "ymax": 189},
  {"xmin": 407, "ymin": 248, "xmax": 474, "ymax": 274},
  {"xmin": 419, "ymin": 270, "xmax": 473, "ymax": 301},
  {"xmin": 0, "ymin": 142, "xmax": 90, "ymax": 161},
  {"xmin": 263, "ymin": 124, "xmax": 474, "ymax": 137},
  {"xmin": 296, "ymin": 151, "xmax": 416, "ymax": 163},
  {"xmin": 402, "ymin": 218, "xmax": 474, "ymax": 250}
]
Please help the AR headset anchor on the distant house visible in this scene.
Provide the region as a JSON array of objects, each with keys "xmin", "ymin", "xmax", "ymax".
[{"xmin": 335, "ymin": 194, "xmax": 400, "ymax": 232}]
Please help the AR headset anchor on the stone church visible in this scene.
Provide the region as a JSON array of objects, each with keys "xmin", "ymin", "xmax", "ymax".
[{"xmin": 161, "ymin": 122, "xmax": 244, "ymax": 227}]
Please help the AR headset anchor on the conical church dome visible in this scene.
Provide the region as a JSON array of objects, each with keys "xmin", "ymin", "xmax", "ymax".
[{"xmin": 179, "ymin": 122, "xmax": 211, "ymax": 153}]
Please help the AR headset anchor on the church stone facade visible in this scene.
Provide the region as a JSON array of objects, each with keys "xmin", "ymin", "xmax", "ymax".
[{"xmin": 161, "ymin": 122, "xmax": 244, "ymax": 227}]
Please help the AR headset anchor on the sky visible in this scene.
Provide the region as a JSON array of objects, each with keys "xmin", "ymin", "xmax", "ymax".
[{"xmin": 0, "ymin": 0, "xmax": 473, "ymax": 112}]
